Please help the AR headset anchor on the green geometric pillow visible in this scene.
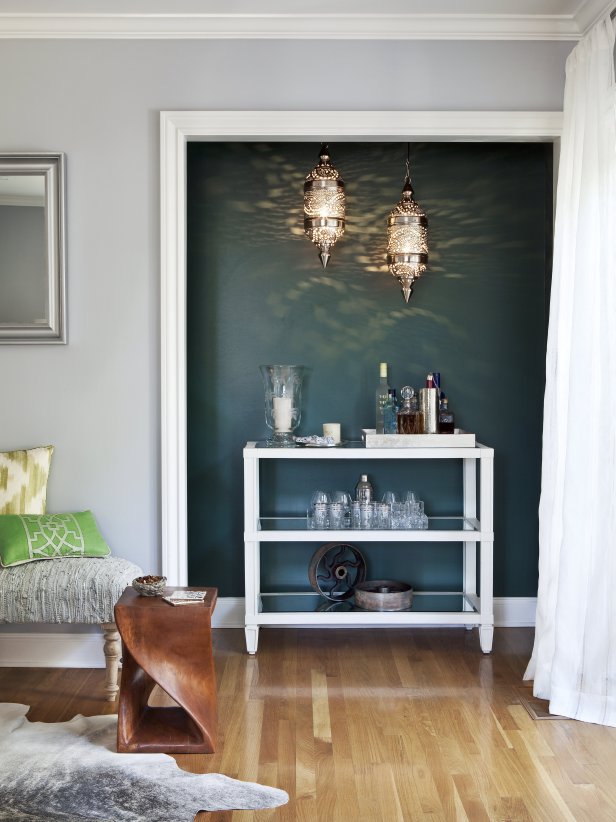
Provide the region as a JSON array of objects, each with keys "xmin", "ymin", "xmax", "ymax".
[
  {"xmin": 0, "ymin": 511, "xmax": 111, "ymax": 567},
  {"xmin": 0, "ymin": 446, "xmax": 54, "ymax": 515}
]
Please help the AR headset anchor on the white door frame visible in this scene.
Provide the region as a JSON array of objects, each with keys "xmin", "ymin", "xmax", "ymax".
[{"xmin": 160, "ymin": 109, "xmax": 562, "ymax": 585}]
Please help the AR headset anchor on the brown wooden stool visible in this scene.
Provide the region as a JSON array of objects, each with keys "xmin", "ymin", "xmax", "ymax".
[{"xmin": 114, "ymin": 586, "xmax": 218, "ymax": 753}]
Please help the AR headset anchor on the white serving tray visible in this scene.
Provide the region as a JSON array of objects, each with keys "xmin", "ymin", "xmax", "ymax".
[{"xmin": 362, "ymin": 429, "xmax": 476, "ymax": 448}]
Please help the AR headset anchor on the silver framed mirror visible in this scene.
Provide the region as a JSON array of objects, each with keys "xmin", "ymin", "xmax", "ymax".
[{"xmin": 0, "ymin": 152, "xmax": 66, "ymax": 343}]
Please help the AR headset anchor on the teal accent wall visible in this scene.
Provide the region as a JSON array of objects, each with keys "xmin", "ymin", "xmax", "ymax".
[{"xmin": 187, "ymin": 142, "xmax": 552, "ymax": 598}]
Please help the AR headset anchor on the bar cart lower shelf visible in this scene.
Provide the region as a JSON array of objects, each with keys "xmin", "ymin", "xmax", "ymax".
[
  {"xmin": 246, "ymin": 591, "xmax": 493, "ymax": 655},
  {"xmin": 243, "ymin": 441, "xmax": 495, "ymax": 655}
]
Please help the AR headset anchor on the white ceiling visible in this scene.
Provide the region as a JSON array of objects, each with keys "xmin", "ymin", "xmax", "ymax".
[{"xmin": 0, "ymin": 0, "xmax": 612, "ymax": 39}]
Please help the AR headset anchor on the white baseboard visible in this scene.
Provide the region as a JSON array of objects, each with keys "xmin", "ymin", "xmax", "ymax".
[
  {"xmin": 493, "ymin": 596, "xmax": 537, "ymax": 627},
  {"xmin": 0, "ymin": 596, "xmax": 535, "ymax": 668},
  {"xmin": 0, "ymin": 632, "xmax": 109, "ymax": 668},
  {"xmin": 211, "ymin": 596, "xmax": 245, "ymax": 628}
]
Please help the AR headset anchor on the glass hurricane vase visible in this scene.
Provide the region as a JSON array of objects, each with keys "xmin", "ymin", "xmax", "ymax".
[{"xmin": 259, "ymin": 364, "xmax": 304, "ymax": 447}]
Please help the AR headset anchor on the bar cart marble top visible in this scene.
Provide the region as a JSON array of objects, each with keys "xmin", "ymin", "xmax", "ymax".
[{"xmin": 243, "ymin": 440, "xmax": 494, "ymax": 654}]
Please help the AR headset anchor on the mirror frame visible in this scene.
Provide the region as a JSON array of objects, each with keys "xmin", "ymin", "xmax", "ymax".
[{"xmin": 0, "ymin": 152, "xmax": 66, "ymax": 343}]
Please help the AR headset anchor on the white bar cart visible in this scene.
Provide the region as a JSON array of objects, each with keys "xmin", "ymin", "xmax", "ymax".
[{"xmin": 243, "ymin": 440, "xmax": 494, "ymax": 655}]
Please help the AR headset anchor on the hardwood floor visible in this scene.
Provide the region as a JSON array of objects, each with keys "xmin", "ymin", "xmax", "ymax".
[{"xmin": 2, "ymin": 627, "xmax": 616, "ymax": 821}]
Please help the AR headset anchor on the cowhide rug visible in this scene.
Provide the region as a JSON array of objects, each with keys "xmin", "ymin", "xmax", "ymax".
[{"xmin": 0, "ymin": 704, "xmax": 288, "ymax": 821}]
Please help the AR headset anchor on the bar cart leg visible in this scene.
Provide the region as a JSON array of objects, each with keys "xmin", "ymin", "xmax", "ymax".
[
  {"xmin": 479, "ymin": 625, "xmax": 494, "ymax": 654},
  {"xmin": 245, "ymin": 626, "xmax": 259, "ymax": 655},
  {"xmin": 244, "ymin": 451, "xmax": 261, "ymax": 655},
  {"xmin": 479, "ymin": 449, "xmax": 494, "ymax": 655}
]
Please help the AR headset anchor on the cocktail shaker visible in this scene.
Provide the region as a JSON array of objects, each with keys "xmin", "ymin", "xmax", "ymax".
[{"xmin": 419, "ymin": 373, "xmax": 438, "ymax": 433}]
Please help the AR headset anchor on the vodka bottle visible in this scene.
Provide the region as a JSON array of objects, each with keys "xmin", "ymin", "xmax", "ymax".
[
  {"xmin": 375, "ymin": 362, "xmax": 390, "ymax": 434},
  {"xmin": 383, "ymin": 388, "xmax": 399, "ymax": 434}
]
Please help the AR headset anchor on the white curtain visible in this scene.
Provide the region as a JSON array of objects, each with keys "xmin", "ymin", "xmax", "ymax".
[{"xmin": 524, "ymin": 15, "xmax": 616, "ymax": 724}]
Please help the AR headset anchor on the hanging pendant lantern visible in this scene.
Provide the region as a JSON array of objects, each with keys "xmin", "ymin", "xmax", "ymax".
[
  {"xmin": 387, "ymin": 146, "xmax": 428, "ymax": 303},
  {"xmin": 303, "ymin": 143, "xmax": 345, "ymax": 268}
]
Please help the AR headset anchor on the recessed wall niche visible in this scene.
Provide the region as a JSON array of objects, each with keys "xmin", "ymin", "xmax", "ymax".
[{"xmin": 186, "ymin": 141, "xmax": 552, "ymax": 598}]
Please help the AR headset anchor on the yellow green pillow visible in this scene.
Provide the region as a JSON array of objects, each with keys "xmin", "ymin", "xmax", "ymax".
[
  {"xmin": 0, "ymin": 511, "xmax": 111, "ymax": 567},
  {"xmin": 0, "ymin": 446, "xmax": 54, "ymax": 515}
]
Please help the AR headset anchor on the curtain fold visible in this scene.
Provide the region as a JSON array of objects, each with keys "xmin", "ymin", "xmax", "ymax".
[{"xmin": 524, "ymin": 15, "xmax": 616, "ymax": 725}]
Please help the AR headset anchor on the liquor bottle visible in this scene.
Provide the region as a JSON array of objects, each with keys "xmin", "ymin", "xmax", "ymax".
[
  {"xmin": 438, "ymin": 393, "xmax": 455, "ymax": 434},
  {"xmin": 397, "ymin": 386, "xmax": 423, "ymax": 434},
  {"xmin": 375, "ymin": 362, "xmax": 390, "ymax": 434},
  {"xmin": 383, "ymin": 388, "xmax": 398, "ymax": 435},
  {"xmin": 355, "ymin": 474, "xmax": 374, "ymax": 502}
]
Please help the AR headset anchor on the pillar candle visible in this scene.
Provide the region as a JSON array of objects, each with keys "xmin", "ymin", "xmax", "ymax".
[
  {"xmin": 322, "ymin": 423, "xmax": 341, "ymax": 443},
  {"xmin": 273, "ymin": 396, "xmax": 293, "ymax": 432}
]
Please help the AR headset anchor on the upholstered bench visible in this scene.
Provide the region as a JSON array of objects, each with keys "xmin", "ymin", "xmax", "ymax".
[{"xmin": 0, "ymin": 556, "xmax": 143, "ymax": 700}]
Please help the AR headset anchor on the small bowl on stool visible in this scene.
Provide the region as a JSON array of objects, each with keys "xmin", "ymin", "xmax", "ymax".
[{"xmin": 132, "ymin": 575, "xmax": 167, "ymax": 596}]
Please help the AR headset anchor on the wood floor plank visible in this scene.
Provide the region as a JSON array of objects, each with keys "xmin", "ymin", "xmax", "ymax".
[{"xmin": 4, "ymin": 627, "xmax": 616, "ymax": 821}]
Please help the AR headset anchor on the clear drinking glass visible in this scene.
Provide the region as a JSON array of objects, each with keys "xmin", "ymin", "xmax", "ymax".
[
  {"xmin": 328, "ymin": 502, "xmax": 345, "ymax": 530},
  {"xmin": 307, "ymin": 508, "xmax": 314, "ymax": 529},
  {"xmin": 350, "ymin": 501, "xmax": 361, "ymax": 529},
  {"xmin": 408, "ymin": 501, "xmax": 422, "ymax": 529},
  {"xmin": 313, "ymin": 502, "xmax": 329, "ymax": 529},
  {"xmin": 376, "ymin": 502, "xmax": 391, "ymax": 529},
  {"xmin": 360, "ymin": 502, "xmax": 375, "ymax": 530},
  {"xmin": 419, "ymin": 501, "xmax": 429, "ymax": 530},
  {"xmin": 391, "ymin": 502, "xmax": 409, "ymax": 530}
]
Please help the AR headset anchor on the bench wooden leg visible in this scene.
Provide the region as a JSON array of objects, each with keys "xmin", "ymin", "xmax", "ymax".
[{"xmin": 101, "ymin": 622, "xmax": 121, "ymax": 701}]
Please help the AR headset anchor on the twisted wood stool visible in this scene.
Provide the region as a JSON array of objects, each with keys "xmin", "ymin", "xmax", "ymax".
[{"xmin": 114, "ymin": 586, "xmax": 218, "ymax": 754}]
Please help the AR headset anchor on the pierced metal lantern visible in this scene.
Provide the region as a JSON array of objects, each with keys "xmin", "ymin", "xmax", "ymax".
[
  {"xmin": 387, "ymin": 153, "xmax": 428, "ymax": 303},
  {"xmin": 303, "ymin": 143, "xmax": 345, "ymax": 268}
]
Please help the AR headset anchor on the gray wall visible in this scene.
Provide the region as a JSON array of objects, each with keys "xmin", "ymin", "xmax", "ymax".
[{"xmin": 0, "ymin": 38, "xmax": 572, "ymax": 576}]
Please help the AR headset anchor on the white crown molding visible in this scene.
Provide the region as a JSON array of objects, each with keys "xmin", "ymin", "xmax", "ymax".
[
  {"xmin": 162, "ymin": 110, "xmax": 564, "ymax": 142},
  {"xmin": 0, "ymin": 12, "xmax": 586, "ymax": 40},
  {"xmin": 575, "ymin": 0, "xmax": 614, "ymax": 33}
]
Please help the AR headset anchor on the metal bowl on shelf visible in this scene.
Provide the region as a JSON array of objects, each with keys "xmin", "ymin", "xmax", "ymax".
[{"xmin": 354, "ymin": 580, "xmax": 413, "ymax": 611}]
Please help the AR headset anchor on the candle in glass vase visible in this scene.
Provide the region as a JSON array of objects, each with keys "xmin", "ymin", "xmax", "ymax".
[{"xmin": 273, "ymin": 396, "xmax": 293, "ymax": 432}]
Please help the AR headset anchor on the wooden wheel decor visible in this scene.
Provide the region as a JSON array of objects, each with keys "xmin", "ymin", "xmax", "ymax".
[{"xmin": 308, "ymin": 542, "xmax": 366, "ymax": 601}]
